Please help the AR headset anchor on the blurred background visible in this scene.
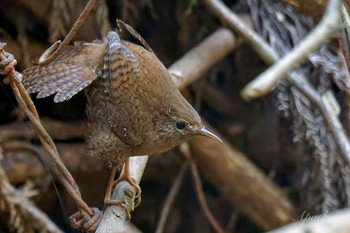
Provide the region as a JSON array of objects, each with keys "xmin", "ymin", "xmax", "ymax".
[{"xmin": 0, "ymin": 0, "xmax": 349, "ymax": 232}]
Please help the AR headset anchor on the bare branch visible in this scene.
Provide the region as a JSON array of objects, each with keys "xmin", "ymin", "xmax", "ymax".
[
  {"xmin": 190, "ymin": 161, "xmax": 224, "ymax": 233},
  {"xmin": 169, "ymin": 27, "xmax": 241, "ymax": 89},
  {"xmin": 202, "ymin": 0, "xmax": 341, "ymax": 99},
  {"xmin": 241, "ymin": 0, "xmax": 342, "ymax": 99},
  {"xmin": 155, "ymin": 163, "xmax": 188, "ymax": 233},
  {"xmin": 181, "ymin": 143, "xmax": 225, "ymax": 233},
  {"xmin": 201, "ymin": 0, "xmax": 350, "ymax": 166},
  {"xmin": 96, "ymin": 156, "xmax": 148, "ymax": 233}
]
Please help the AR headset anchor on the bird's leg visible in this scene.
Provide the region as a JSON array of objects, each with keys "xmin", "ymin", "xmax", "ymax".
[
  {"xmin": 104, "ymin": 158, "xmax": 142, "ymax": 209},
  {"xmin": 104, "ymin": 165, "xmax": 118, "ymax": 205}
]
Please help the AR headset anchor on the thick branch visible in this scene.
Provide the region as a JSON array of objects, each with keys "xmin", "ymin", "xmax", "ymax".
[
  {"xmin": 96, "ymin": 156, "xmax": 148, "ymax": 233},
  {"xmin": 169, "ymin": 27, "xmax": 241, "ymax": 89}
]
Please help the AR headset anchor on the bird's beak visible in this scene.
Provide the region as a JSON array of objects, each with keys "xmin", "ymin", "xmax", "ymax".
[{"xmin": 199, "ymin": 128, "xmax": 223, "ymax": 143}]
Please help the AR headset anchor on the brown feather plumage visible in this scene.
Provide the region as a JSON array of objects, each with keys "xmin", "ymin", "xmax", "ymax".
[
  {"xmin": 23, "ymin": 42, "xmax": 105, "ymax": 102},
  {"xmin": 22, "ymin": 23, "xmax": 220, "ymax": 166}
]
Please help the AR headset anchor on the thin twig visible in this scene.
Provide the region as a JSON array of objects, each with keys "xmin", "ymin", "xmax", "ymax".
[
  {"xmin": 225, "ymin": 209, "xmax": 239, "ymax": 233},
  {"xmin": 190, "ymin": 161, "xmax": 224, "ymax": 233},
  {"xmin": 155, "ymin": 163, "xmax": 189, "ymax": 233},
  {"xmin": 202, "ymin": 0, "xmax": 350, "ymax": 165},
  {"xmin": 189, "ymin": 122, "xmax": 294, "ymax": 230},
  {"xmin": 9, "ymin": 80, "xmax": 92, "ymax": 214},
  {"xmin": 37, "ymin": 0, "xmax": 97, "ymax": 65},
  {"xmin": 10, "ymin": 79, "xmax": 105, "ymax": 232},
  {"xmin": 180, "ymin": 143, "xmax": 225, "ymax": 233}
]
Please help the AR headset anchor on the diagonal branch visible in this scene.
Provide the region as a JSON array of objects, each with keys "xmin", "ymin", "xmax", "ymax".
[
  {"xmin": 155, "ymin": 163, "xmax": 188, "ymax": 233},
  {"xmin": 180, "ymin": 143, "xmax": 225, "ymax": 233},
  {"xmin": 0, "ymin": 43, "xmax": 98, "ymax": 231},
  {"xmin": 241, "ymin": 0, "xmax": 342, "ymax": 100}
]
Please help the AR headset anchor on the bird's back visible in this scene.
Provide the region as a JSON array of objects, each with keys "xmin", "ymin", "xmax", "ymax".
[{"xmin": 86, "ymin": 38, "xmax": 183, "ymax": 161}]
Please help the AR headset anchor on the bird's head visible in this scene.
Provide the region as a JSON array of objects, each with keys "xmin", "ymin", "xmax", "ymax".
[{"xmin": 153, "ymin": 92, "xmax": 222, "ymax": 152}]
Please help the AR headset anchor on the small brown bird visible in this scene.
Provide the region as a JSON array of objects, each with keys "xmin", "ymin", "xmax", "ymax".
[{"xmin": 22, "ymin": 20, "xmax": 221, "ymax": 205}]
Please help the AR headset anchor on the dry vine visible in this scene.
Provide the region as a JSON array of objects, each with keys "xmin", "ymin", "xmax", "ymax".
[
  {"xmin": 180, "ymin": 143, "xmax": 225, "ymax": 233},
  {"xmin": 0, "ymin": 38, "xmax": 99, "ymax": 233},
  {"xmin": 0, "ymin": 45, "xmax": 65, "ymax": 232}
]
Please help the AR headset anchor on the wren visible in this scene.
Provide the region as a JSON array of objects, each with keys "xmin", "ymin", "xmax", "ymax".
[{"xmin": 22, "ymin": 20, "xmax": 221, "ymax": 206}]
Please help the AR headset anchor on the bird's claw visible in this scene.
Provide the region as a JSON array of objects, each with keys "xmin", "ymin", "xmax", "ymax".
[
  {"xmin": 69, "ymin": 207, "xmax": 102, "ymax": 233},
  {"xmin": 112, "ymin": 175, "xmax": 142, "ymax": 208}
]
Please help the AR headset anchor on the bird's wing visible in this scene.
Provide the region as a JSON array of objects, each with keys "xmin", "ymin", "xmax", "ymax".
[
  {"xmin": 101, "ymin": 31, "xmax": 144, "ymax": 146},
  {"xmin": 22, "ymin": 42, "xmax": 105, "ymax": 103},
  {"xmin": 102, "ymin": 31, "xmax": 138, "ymax": 98}
]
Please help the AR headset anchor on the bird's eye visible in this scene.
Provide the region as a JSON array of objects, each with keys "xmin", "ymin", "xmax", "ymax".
[{"xmin": 176, "ymin": 121, "xmax": 186, "ymax": 130}]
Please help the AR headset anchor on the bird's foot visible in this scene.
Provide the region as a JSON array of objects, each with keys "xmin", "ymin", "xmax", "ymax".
[
  {"xmin": 69, "ymin": 207, "xmax": 102, "ymax": 233},
  {"xmin": 104, "ymin": 161, "xmax": 142, "ymax": 213},
  {"xmin": 104, "ymin": 174, "xmax": 141, "ymax": 219},
  {"xmin": 110, "ymin": 174, "xmax": 142, "ymax": 208}
]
